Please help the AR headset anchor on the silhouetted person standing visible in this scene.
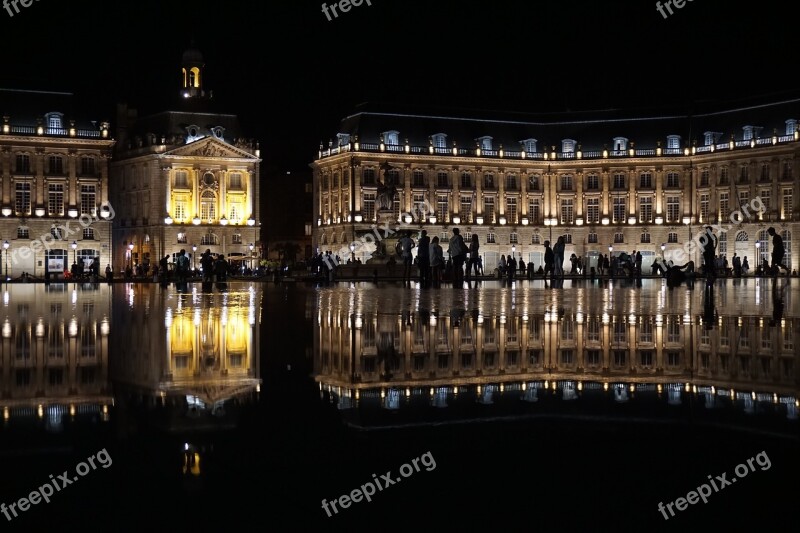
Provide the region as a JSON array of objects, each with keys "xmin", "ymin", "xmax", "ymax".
[
  {"xmin": 417, "ymin": 230, "xmax": 430, "ymax": 286},
  {"xmin": 768, "ymin": 227, "xmax": 790, "ymax": 277}
]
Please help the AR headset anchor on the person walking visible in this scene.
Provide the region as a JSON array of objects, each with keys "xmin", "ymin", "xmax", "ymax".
[
  {"xmin": 397, "ymin": 231, "xmax": 415, "ymax": 282},
  {"xmin": 543, "ymin": 241, "xmax": 554, "ymax": 280},
  {"xmin": 499, "ymin": 254, "xmax": 507, "ymax": 278},
  {"xmin": 742, "ymin": 256, "xmax": 750, "ymax": 275},
  {"xmin": 105, "ymin": 264, "xmax": 113, "ymax": 283},
  {"xmin": 417, "ymin": 230, "xmax": 430, "ymax": 287},
  {"xmin": 732, "ymin": 253, "xmax": 742, "ymax": 277},
  {"xmin": 768, "ymin": 227, "xmax": 790, "ymax": 277},
  {"xmin": 430, "ymin": 236, "xmax": 444, "ymax": 288},
  {"xmin": 467, "ymin": 233, "xmax": 480, "ymax": 279},
  {"xmin": 553, "ymin": 236, "xmax": 566, "ymax": 278},
  {"xmin": 448, "ymin": 228, "xmax": 467, "ymax": 287},
  {"xmin": 214, "ymin": 253, "xmax": 229, "ymax": 290},
  {"xmin": 200, "ymin": 249, "xmax": 215, "ymax": 282},
  {"xmin": 507, "ymin": 253, "xmax": 516, "ymax": 282}
]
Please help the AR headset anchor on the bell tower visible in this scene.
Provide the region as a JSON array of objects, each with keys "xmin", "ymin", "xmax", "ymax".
[{"xmin": 180, "ymin": 44, "xmax": 206, "ymax": 100}]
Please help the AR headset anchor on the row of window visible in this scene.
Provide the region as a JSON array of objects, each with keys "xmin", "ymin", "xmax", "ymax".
[
  {"xmin": 13, "ymin": 227, "xmax": 97, "ymax": 240},
  {"xmin": 323, "ymin": 188, "xmax": 793, "ymax": 225},
  {"xmin": 12, "ymin": 183, "xmax": 97, "ymax": 216},
  {"xmin": 321, "ymin": 162, "xmax": 794, "ymax": 192},
  {"xmin": 174, "ymin": 232, "xmax": 244, "ymax": 245},
  {"xmin": 11, "ymin": 154, "xmax": 97, "ymax": 175},
  {"xmin": 172, "ymin": 170, "xmax": 244, "ymax": 190},
  {"xmin": 346, "ymin": 121, "xmax": 799, "ymax": 152},
  {"xmin": 169, "ymin": 191, "xmax": 245, "ymax": 223}
]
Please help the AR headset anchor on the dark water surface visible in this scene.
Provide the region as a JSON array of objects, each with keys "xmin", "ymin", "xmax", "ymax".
[{"xmin": 1, "ymin": 279, "xmax": 797, "ymax": 531}]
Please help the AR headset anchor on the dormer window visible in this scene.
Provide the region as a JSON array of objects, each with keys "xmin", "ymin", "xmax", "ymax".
[
  {"xmin": 561, "ymin": 139, "xmax": 575, "ymax": 153},
  {"xmin": 703, "ymin": 131, "xmax": 721, "ymax": 146},
  {"xmin": 666, "ymin": 135, "xmax": 681, "ymax": 150},
  {"xmin": 45, "ymin": 112, "xmax": 64, "ymax": 133},
  {"xmin": 521, "ymin": 138, "xmax": 537, "ymax": 153},
  {"xmin": 742, "ymin": 125, "xmax": 762, "ymax": 141},
  {"xmin": 786, "ymin": 119, "xmax": 797, "ymax": 136},
  {"xmin": 431, "ymin": 133, "xmax": 447, "ymax": 149},
  {"xmin": 613, "ymin": 137, "xmax": 628, "ymax": 151},
  {"xmin": 383, "ymin": 130, "xmax": 400, "ymax": 145},
  {"xmin": 211, "ymin": 126, "xmax": 225, "ymax": 140},
  {"xmin": 477, "ymin": 136, "xmax": 493, "ymax": 150},
  {"xmin": 186, "ymin": 125, "xmax": 202, "ymax": 143},
  {"xmin": 336, "ymin": 133, "xmax": 350, "ymax": 146}
]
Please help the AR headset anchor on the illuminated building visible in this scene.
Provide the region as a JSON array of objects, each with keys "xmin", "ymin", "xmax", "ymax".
[
  {"xmin": 110, "ymin": 46, "xmax": 261, "ymax": 273},
  {"xmin": 313, "ymin": 98, "xmax": 800, "ymax": 271},
  {"xmin": 0, "ymin": 89, "xmax": 114, "ymax": 279}
]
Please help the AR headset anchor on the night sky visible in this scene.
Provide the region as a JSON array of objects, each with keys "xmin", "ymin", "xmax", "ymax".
[{"xmin": 1, "ymin": 0, "xmax": 795, "ymax": 172}]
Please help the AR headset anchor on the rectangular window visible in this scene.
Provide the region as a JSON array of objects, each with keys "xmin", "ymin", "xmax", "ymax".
[
  {"xmin": 700, "ymin": 194, "xmax": 709, "ymax": 223},
  {"xmin": 782, "ymin": 162, "xmax": 791, "ymax": 180},
  {"xmin": 759, "ymin": 190, "xmax": 770, "ymax": 214},
  {"xmin": 363, "ymin": 193, "xmax": 375, "ymax": 221},
  {"xmin": 413, "ymin": 170, "xmax": 425, "ymax": 187},
  {"xmin": 461, "ymin": 172, "xmax": 472, "ymax": 188},
  {"xmin": 362, "ymin": 168, "xmax": 375, "ymax": 185},
  {"xmin": 17, "ymin": 227, "xmax": 29, "ymax": 239},
  {"xmin": 49, "ymin": 155, "xmax": 64, "ymax": 174},
  {"xmin": 668, "ymin": 232, "xmax": 678, "ymax": 243},
  {"xmin": 613, "ymin": 173, "xmax": 625, "ymax": 189},
  {"xmin": 174, "ymin": 199, "xmax": 187, "ymax": 222},
  {"xmin": 229, "ymin": 172, "xmax": 243, "ymax": 190},
  {"xmin": 639, "ymin": 172, "xmax": 652, "ymax": 188},
  {"xmin": 782, "ymin": 188, "xmax": 793, "ymax": 219},
  {"xmin": 719, "ymin": 167, "xmax": 728, "ymax": 185},
  {"xmin": 586, "ymin": 198, "xmax": 599, "ymax": 223},
  {"xmin": 15, "ymin": 154, "xmax": 31, "ymax": 174},
  {"xmin": 641, "ymin": 232, "xmax": 651, "ymax": 243},
  {"xmin": 639, "ymin": 197, "xmax": 653, "ymax": 222},
  {"xmin": 80, "ymin": 185, "xmax": 96, "ymax": 215},
  {"xmin": 560, "ymin": 199, "xmax": 574, "ymax": 224},
  {"xmin": 719, "ymin": 193, "xmax": 729, "ymax": 220},
  {"xmin": 614, "ymin": 232, "xmax": 624, "ymax": 243},
  {"xmin": 483, "ymin": 197, "xmax": 495, "ymax": 223},
  {"xmin": 437, "ymin": 172, "xmax": 448, "ymax": 188},
  {"xmin": 586, "ymin": 174, "xmax": 599, "ymax": 190},
  {"xmin": 437, "ymin": 195, "xmax": 448, "ymax": 221},
  {"xmin": 506, "ymin": 174, "xmax": 517, "ymax": 190},
  {"xmin": 700, "ymin": 170, "xmax": 709, "ymax": 186},
  {"xmin": 666, "ymin": 172, "xmax": 680, "ymax": 188},
  {"xmin": 560, "ymin": 174, "xmax": 573, "ymax": 191},
  {"xmin": 588, "ymin": 232, "xmax": 598, "ymax": 243},
  {"xmin": 15, "ymin": 182, "xmax": 31, "ymax": 215},
  {"xmin": 460, "ymin": 196, "xmax": 472, "ymax": 223},
  {"xmin": 484, "ymin": 174, "xmax": 495, "ymax": 189},
  {"xmin": 80, "ymin": 157, "xmax": 95, "ymax": 175},
  {"xmin": 506, "ymin": 197, "xmax": 517, "ymax": 224},
  {"xmin": 48, "ymin": 183, "xmax": 64, "ymax": 216},
  {"xmin": 666, "ymin": 196, "xmax": 680, "ymax": 223},
  {"xmin": 740, "ymin": 165, "xmax": 749, "ymax": 183},
  {"xmin": 528, "ymin": 174, "xmax": 539, "ymax": 191},
  {"xmin": 760, "ymin": 164, "xmax": 770, "ymax": 182},
  {"xmin": 413, "ymin": 193, "xmax": 426, "ymax": 219},
  {"xmin": 613, "ymin": 197, "xmax": 626, "ymax": 223},
  {"xmin": 174, "ymin": 170, "xmax": 189, "ymax": 188},
  {"xmin": 528, "ymin": 198, "xmax": 541, "ymax": 224}
]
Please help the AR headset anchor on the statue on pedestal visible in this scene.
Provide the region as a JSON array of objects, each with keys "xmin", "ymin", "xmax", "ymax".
[{"xmin": 376, "ymin": 161, "xmax": 398, "ymax": 212}]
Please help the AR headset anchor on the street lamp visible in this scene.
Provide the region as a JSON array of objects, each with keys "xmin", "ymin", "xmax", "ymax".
[
  {"xmin": 128, "ymin": 242, "xmax": 134, "ymax": 269},
  {"xmin": 250, "ymin": 243, "xmax": 255, "ymax": 270},
  {"xmin": 2, "ymin": 240, "xmax": 8, "ymax": 280},
  {"xmin": 71, "ymin": 240, "xmax": 78, "ymax": 265},
  {"xmin": 755, "ymin": 241, "xmax": 761, "ymax": 273},
  {"xmin": 192, "ymin": 245, "xmax": 197, "ymax": 273},
  {"xmin": 661, "ymin": 243, "xmax": 666, "ymax": 260}
]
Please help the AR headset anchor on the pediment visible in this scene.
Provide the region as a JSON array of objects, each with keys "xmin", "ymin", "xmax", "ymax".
[{"xmin": 165, "ymin": 137, "xmax": 257, "ymax": 159}]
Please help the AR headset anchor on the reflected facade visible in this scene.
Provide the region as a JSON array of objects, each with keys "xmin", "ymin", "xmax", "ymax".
[
  {"xmin": 313, "ymin": 286, "xmax": 799, "ymax": 426},
  {"xmin": 0, "ymin": 284, "xmax": 112, "ymax": 432},
  {"xmin": 0, "ymin": 282, "xmax": 261, "ymax": 435}
]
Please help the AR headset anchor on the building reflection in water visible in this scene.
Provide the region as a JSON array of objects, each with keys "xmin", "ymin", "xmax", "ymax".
[
  {"xmin": 0, "ymin": 284, "xmax": 112, "ymax": 433},
  {"xmin": 111, "ymin": 283, "xmax": 261, "ymax": 432},
  {"xmin": 0, "ymin": 283, "xmax": 261, "ymax": 436},
  {"xmin": 313, "ymin": 290, "xmax": 799, "ymax": 428}
]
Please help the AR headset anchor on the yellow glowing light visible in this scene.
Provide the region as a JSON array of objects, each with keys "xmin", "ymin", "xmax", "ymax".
[{"xmin": 603, "ymin": 383, "xmax": 609, "ymax": 392}]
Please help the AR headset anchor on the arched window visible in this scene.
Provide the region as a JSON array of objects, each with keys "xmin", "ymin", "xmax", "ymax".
[
  {"xmin": 200, "ymin": 233, "xmax": 219, "ymax": 246},
  {"xmin": 532, "ymin": 234, "xmax": 541, "ymax": 245},
  {"xmin": 201, "ymin": 190, "xmax": 216, "ymax": 222},
  {"xmin": 78, "ymin": 249, "xmax": 98, "ymax": 268},
  {"xmin": 735, "ymin": 231, "xmax": 748, "ymax": 242}
]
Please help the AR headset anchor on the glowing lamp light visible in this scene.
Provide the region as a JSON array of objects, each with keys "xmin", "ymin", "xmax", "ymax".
[
  {"xmin": 628, "ymin": 216, "xmax": 637, "ymax": 225},
  {"xmin": 521, "ymin": 217, "xmax": 529, "ymax": 226},
  {"xmin": 601, "ymin": 217, "xmax": 610, "ymax": 225},
  {"xmin": 34, "ymin": 207, "xmax": 45, "ymax": 217},
  {"xmin": 404, "ymin": 215, "xmax": 413, "ymax": 224},
  {"xmin": 220, "ymin": 216, "xmax": 229, "ymax": 226},
  {"xmin": 452, "ymin": 216, "xmax": 461, "ymax": 225},
  {"xmin": 354, "ymin": 214, "xmax": 363, "ymax": 222},
  {"xmin": 429, "ymin": 215, "xmax": 437, "ymax": 224},
  {"xmin": 498, "ymin": 216, "xmax": 507, "ymax": 225},
  {"xmin": 475, "ymin": 216, "xmax": 484, "ymax": 225},
  {"xmin": 192, "ymin": 216, "xmax": 201, "ymax": 225},
  {"xmin": 682, "ymin": 216, "xmax": 691, "ymax": 225},
  {"xmin": 247, "ymin": 217, "xmax": 256, "ymax": 226},
  {"xmin": 654, "ymin": 216, "xmax": 664, "ymax": 225},
  {"xmin": 0, "ymin": 207, "xmax": 10, "ymax": 217},
  {"xmin": 164, "ymin": 214, "xmax": 173, "ymax": 225},
  {"xmin": 100, "ymin": 206, "xmax": 111, "ymax": 219},
  {"xmin": 575, "ymin": 217, "xmax": 584, "ymax": 226},
  {"xmin": 67, "ymin": 207, "xmax": 78, "ymax": 218}
]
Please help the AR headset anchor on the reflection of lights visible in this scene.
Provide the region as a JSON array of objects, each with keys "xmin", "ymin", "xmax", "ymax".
[
  {"xmin": 68, "ymin": 319, "xmax": 78, "ymax": 337},
  {"xmin": 355, "ymin": 315, "xmax": 362, "ymax": 329},
  {"xmin": 194, "ymin": 309, "xmax": 201, "ymax": 326},
  {"xmin": 3, "ymin": 407, "xmax": 8, "ymax": 421},
  {"xmin": 629, "ymin": 384, "xmax": 635, "ymax": 393},
  {"xmin": 405, "ymin": 388, "xmax": 411, "ymax": 397},
  {"xmin": 3, "ymin": 291, "xmax": 8, "ymax": 306},
  {"xmin": 657, "ymin": 384, "xmax": 663, "ymax": 394},
  {"xmin": 165, "ymin": 308, "xmax": 173, "ymax": 328},
  {"xmin": 38, "ymin": 404, "xmax": 44, "ymax": 418},
  {"xmin": 522, "ymin": 314, "xmax": 528, "ymax": 322},
  {"xmin": 577, "ymin": 382, "xmax": 583, "ymax": 391},
  {"xmin": 602, "ymin": 313, "xmax": 610, "ymax": 324},
  {"xmin": 1, "ymin": 320, "xmax": 10, "ymax": 338},
  {"xmin": 429, "ymin": 315, "xmax": 437, "ymax": 326},
  {"xmin": 35, "ymin": 320, "xmax": 45, "ymax": 337},
  {"xmin": 499, "ymin": 383, "xmax": 505, "ymax": 393},
  {"xmin": 453, "ymin": 386, "xmax": 459, "ymax": 395},
  {"xmin": 72, "ymin": 289, "xmax": 78, "ymax": 305},
  {"xmin": 751, "ymin": 391, "xmax": 756, "ymax": 401},
  {"xmin": 500, "ymin": 315, "xmax": 506, "ymax": 325},
  {"xmin": 685, "ymin": 383, "xmax": 690, "ymax": 392},
  {"xmin": 603, "ymin": 382, "xmax": 609, "ymax": 392},
  {"xmin": 521, "ymin": 382, "xmax": 527, "ymax": 391},
  {"xmin": 100, "ymin": 319, "xmax": 110, "ymax": 336},
  {"xmin": 70, "ymin": 405, "xmax": 76, "ymax": 417},
  {"xmin": 477, "ymin": 315, "xmax": 484, "ymax": 324}
]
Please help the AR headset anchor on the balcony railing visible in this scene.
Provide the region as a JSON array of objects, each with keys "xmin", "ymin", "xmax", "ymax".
[{"xmin": 2, "ymin": 124, "xmax": 104, "ymax": 139}]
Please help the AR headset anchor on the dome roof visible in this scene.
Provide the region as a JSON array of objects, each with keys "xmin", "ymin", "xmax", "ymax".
[{"xmin": 182, "ymin": 46, "xmax": 204, "ymax": 65}]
